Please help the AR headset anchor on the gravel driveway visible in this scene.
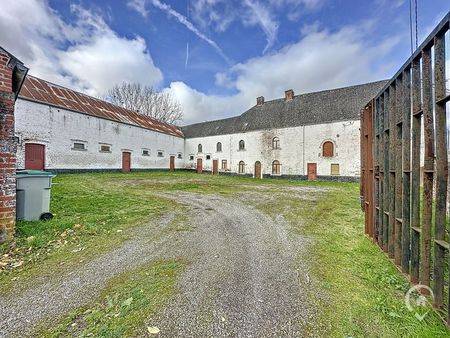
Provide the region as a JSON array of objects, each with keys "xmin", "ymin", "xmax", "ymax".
[
  {"xmin": 146, "ymin": 193, "xmax": 316, "ymax": 337},
  {"xmin": 0, "ymin": 192, "xmax": 317, "ymax": 337}
]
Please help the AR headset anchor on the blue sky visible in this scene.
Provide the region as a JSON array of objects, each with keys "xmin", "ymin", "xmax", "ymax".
[{"xmin": 1, "ymin": 0, "xmax": 449, "ymax": 124}]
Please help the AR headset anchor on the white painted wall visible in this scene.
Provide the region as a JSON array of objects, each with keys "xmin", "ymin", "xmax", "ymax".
[
  {"xmin": 184, "ymin": 120, "xmax": 361, "ymax": 177},
  {"xmin": 15, "ymin": 99, "xmax": 185, "ymax": 170}
]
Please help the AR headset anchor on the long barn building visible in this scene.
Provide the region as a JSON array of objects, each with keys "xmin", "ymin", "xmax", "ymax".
[{"xmin": 14, "ymin": 74, "xmax": 386, "ymax": 180}]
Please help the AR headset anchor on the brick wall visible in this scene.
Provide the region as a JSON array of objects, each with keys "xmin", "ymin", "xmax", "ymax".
[{"xmin": 0, "ymin": 49, "xmax": 26, "ymax": 242}]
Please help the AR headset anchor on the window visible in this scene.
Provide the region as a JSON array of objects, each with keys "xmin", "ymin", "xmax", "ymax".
[
  {"xmin": 157, "ymin": 151, "xmax": 164, "ymax": 157},
  {"xmin": 189, "ymin": 155, "xmax": 194, "ymax": 161},
  {"xmin": 198, "ymin": 144, "xmax": 203, "ymax": 153},
  {"xmin": 206, "ymin": 154, "xmax": 211, "ymax": 160},
  {"xmin": 238, "ymin": 161, "xmax": 245, "ymax": 173},
  {"xmin": 331, "ymin": 163, "xmax": 340, "ymax": 175},
  {"xmin": 177, "ymin": 153, "xmax": 182, "ymax": 159},
  {"xmin": 272, "ymin": 137, "xmax": 280, "ymax": 149},
  {"xmin": 216, "ymin": 142, "xmax": 222, "ymax": 152},
  {"xmin": 221, "ymin": 160, "xmax": 227, "ymax": 170},
  {"xmin": 322, "ymin": 141, "xmax": 334, "ymax": 157},
  {"xmin": 272, "ymin": 160, "xmax": 281, "ymax": 175},
  {"xmin": 142, "ymin": 149, "xmax": 150, "ymax": 156},
  {"xmin": 72, "ymin": 142, "xmax": 86, "ymax": 151},
  {"xmin": 239, "ymin": 140, "xmax": 245, "ymax": 150},
  {"xmin": 100, "ymin": 144, "xmax": 111, "ymax": 152}
]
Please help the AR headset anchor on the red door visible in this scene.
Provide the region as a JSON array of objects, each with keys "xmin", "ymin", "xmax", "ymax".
[
  {"xmin": 197, "ymin": 158, "xmax": 203, "ymax": 174},
  {"xmin": 307, "ymin": 163, "xmax": 317, "ymax": 181},
  {"xmin": 213, "ymin": 159, "xmax": 218, "ymax": 175},
  {"xmin": 122, "ymin": 152, "xmax": 131, "ymax": 173},
  {"xmin": 25, "ymin": 144, "xmax": 45, "ymax": 170},
  {"xmin": 170, "ymin": 155, "xmax": 175, "ymax": 172}
]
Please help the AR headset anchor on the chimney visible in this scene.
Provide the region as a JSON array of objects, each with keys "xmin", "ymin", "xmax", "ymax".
[
  {"xmin": 285, "ymin": 89, "xmax": 294, "ymax": 101},
  {"xmin": 256, "ymin": 96, "xmax": 264, "ymax": 106}
]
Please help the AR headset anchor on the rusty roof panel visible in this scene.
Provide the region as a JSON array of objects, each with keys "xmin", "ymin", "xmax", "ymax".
[{"xmin": 19, "ymin": 75, "xmax": 184, "ymax": 138}]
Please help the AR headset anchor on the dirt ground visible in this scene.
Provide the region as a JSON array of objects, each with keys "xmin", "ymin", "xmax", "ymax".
[{"xmin": 0, "ymin": 185, "xmax": 322, "ymax": 337}]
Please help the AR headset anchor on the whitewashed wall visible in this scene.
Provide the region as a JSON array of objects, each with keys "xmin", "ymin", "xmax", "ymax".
[
  {"xmin": 184, "ymin": 120, "xmax": 361, "ymax": 177},
  {"xmin": 15, "ymin": 99, "xmax": 185, "ymax": 170}
]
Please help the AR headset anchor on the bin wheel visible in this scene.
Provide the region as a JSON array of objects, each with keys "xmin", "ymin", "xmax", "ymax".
[{"xmin": 40, "ymin": 212, "xmax": 53, "ymax": 221}]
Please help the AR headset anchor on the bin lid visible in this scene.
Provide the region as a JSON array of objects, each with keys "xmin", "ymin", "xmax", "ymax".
[{"xmin": 16, "ymin": 170, "xmax": 56, "ymax": 177}]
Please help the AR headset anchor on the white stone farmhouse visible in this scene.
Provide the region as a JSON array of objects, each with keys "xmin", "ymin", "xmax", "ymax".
[{"xmin": 14, "ymin": 74, "xmax": 386, "ymax": 180}]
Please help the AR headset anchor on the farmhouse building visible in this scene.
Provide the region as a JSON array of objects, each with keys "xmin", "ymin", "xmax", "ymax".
[{"xmin": 13, "ymin": 72, "xmax": 386, "ymax": 179}]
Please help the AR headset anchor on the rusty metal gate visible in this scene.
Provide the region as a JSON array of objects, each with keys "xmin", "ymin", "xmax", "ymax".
[{"xmin": 361, "ymin": 12, "xmax": 450, "ymax": 324}]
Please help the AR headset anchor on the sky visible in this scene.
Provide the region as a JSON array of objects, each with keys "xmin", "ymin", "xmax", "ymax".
[{"xmin": 0, "ymin": 0, "xmax": 449, "ymax": 125}]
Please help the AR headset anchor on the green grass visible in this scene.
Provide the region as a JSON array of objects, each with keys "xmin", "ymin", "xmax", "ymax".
[
  {"xmin": 39, "ymin": 259, "xmax": 185, "ymax": 337},
  {"xmin": 1, "ymin": 171, "xmax": 449, "ymax": 337},
  {"xmin": 253, "ymin": 181, "xmax": 449, "ymax": 337}
]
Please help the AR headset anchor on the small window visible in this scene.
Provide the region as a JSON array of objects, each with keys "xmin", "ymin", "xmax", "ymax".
[
  {"xmin": 216, "ymin": 142, "xmax": 222, "ymax": 152},
  {"xmin": 177, "ymin": 153, "xmax": 182, "ymax": 159},
  {"xmin": 73, "ymin": 142, "xmax": 86, "ymax": 151},
  {"xmin": 272, "ymin": 137, "xmax": 280, "ymax": 149},
  {"xmin": 189, "ymin": 155, "xmax": 194, "ymax": 161},
  {"xmin": 272, "ymin": 160, "xmax": 281, "ymax": 175},
  {"xmin": 206, "ymin": 154, "xmax": 211, "ymax": 160},
  {"xmin": 142, "ymin": 149, "xmax": 149, "ymax": 156},
  {"xmin": 238, "ymin": 161, "xmax": 245, "ymax": 173},
  {"xmin": 331, "ymin": 163, "xmax": 340, "ymax": 175},
  {"xmin": 239, "ymin": 140, "xmax": 245, "ymax": 151},
  {"xmin": 100, "ymin": 144, "xmax": 111, "ymax": 152},
  {"xmin": 157, "ymin": 151, "xmax": 164, "ymax": 157},
  {"xmin": 322, "ymin": 141, "xmax": 334, "ymax": 157},
  {"xmin": 221, "ymin": 159, "xmax": 227, "ymax": 170},
  {"xmin": 198, "ymin": 144, "xmax": 203, "ymax": 153}
]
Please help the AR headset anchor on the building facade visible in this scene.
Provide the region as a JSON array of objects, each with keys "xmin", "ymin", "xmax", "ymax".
[
  {"xmin": 182, "ymin": 82, "xmax": 386, "ymax": 180},
  {"xmin": 13, "ymin": 73, "xmax": 386, "ymax": 179}
]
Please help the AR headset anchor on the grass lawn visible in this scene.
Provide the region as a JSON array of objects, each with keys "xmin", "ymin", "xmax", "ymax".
[{"xmin": 1, "ymin": 171, "xmax": 449, "ymax": 337}]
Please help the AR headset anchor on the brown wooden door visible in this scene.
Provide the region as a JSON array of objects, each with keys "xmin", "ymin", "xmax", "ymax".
[
  {"xmin": 197, "ymin": 158, "xmax": 203, "ymax": 174},
  {"xmin": 25, "ymin": 143, "xmax": 45, "ymax": 170},
  {"xmin": 307, "ymin": 163, "xmax": 317, "ymax": 181},
  {"xmin": 122, "ymin": 152, "xmax": 131, "ymax": 173},
  {"xmin": 170, "ymin": 155, "xmax": 175, "ymax": 172},
  {"xmin": 213, "ymin": 159, "xmax": 218, "ymax": 175},
  {"xmin": 254, "ymin": 161, "xmax": 261, "ymax": 178}
]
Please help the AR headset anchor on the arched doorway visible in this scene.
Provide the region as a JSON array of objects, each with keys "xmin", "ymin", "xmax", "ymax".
[{"xmin": 254, "ymin": 161, "xmax": 262, "ymax": 179}]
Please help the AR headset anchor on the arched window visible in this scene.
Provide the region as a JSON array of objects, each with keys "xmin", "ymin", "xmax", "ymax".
[
  {"xmin": 238, "ymin": 161, "xmax": 245, "ymax": 173},
  {"xmin": 322, "ymin": 141, "xmax": 334, "ymax": 157},
  {"xmin": 216, "ymin": 142, "xmax": 222, "ymax": 152},
  {"xmin": 272, "ymin": 137, "xmax": 280, "ymax": 149},
  {"xmin": 239, "ymin": 140, "xmax": 245, "ymax": 150},
  {"xmin": 198, "ymin": 144, "xmax": 202, "ymax": 153},
  {"xmin": 272, "ymin": 160, "xmax": 281, "ymax": 175}
]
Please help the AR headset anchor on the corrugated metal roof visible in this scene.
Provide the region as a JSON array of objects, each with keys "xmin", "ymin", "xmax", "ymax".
[
  {"xmin": 19, "ymin": 75, "xmax": 184, "ymax": 138},
  {"xmin": 181, "ymin": 80, "xmax": 388, "ymax": 138}
]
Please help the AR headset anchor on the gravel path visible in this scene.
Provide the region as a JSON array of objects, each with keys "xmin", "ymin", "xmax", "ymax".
[
  {"xmin": 145, "ymin": 193, "xmax": 315, "ymax": 337},
  {"xmin": 0, "ymin": 192, "xmax": 316, "ymax": 337},
  {"xmin": 0, "ymin": 213, "xmax": 177, "ymax": 338}
]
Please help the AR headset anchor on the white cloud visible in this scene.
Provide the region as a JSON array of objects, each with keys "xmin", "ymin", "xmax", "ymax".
[
  {"xmin": 129, "ymin": 0, "xmax": 231, "ymax": 64},
  {"xmin": 242, "ymin": 0, "xmax": 279, "ymax": 53},
  {"xmin": 0, "ymin": 0, "xmax": 162, "ymax": 96},
  {"xmin": 128, "ymin": 0, "xmax": 150, "ymax": 18},
  {"xmin": 169, "ymin": 24, "xmax": 399, "ymax": 125}
]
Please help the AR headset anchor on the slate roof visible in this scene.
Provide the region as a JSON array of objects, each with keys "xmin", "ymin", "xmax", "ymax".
[
  {"xmin": 19, "ymin": 75, "xmax": 184, "ymax": 138},
  {"xmin": 181, "ymin": 80, "xmax": 387, "ymax": 138}
]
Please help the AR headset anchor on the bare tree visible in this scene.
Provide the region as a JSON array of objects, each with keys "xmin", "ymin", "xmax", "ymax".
[{"xmin": 106, "ymin": 83, "xmax": 183, "ymax": 124}]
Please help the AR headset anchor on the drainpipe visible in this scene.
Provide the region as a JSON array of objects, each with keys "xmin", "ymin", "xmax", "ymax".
[{"xmin": 302, "ymin": 125, "xmax": 306, "ymax": 175}]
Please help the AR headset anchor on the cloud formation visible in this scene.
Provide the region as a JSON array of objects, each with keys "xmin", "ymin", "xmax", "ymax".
[
  {"xmin": 168, "ymin": 23, "xmax": 399, "ymax": 124},
  {"xmin": 0, "ymin": 0, "xmax": 162, "ymax": 96}
]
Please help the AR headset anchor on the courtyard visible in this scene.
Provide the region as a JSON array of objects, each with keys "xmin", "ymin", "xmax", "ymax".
[{"xmin": 0, "ymin": 172, "xmax": 447, "ymax": 337}]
